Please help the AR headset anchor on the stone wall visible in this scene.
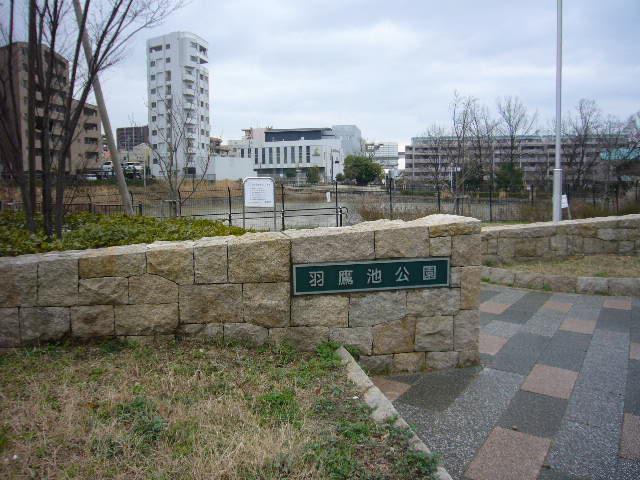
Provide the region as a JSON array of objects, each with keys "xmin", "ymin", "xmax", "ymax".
[
  {"xmin": 482, "ymin": 214, "xmax": 640, "ymax": 265},
  {"xmin": 0, "ymin": 214, "xmax": 482, "ymax": 373}
]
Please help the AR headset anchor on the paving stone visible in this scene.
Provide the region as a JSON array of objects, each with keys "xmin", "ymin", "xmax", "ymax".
[
  {"xmin": 479, "ymin": 301, "xmax": 509, "ymax": 315},
  {"xmin": 538, "ymin": 330, "xmax": 591, "ymax": 372},
  {"xmin": 494, "ymin": 307, "xmax": 534, "ymax": 325},
  {"xmin": 479, "ymin": 312, "xmax": 493, "ymax": 327},
  {"xmin": 620, "ymin": 413, "xmax": 640, "ymax": 460},
  {"xmin": 547, "ymin": 419, "xmax": 619, "ymax": 480},
  {"xmin": 497, "ymin": 390, "xmax": 567, "ymax": 437},
  {"xmin": 615, "ymin": 458, "xmax": 640, "ymax": 480},
  {"xmin": 596, "ymin": 307, "xmax": 631, "ymax": 333},
  {"xmin": 536, "ymin": 467, "xmax": 585, "ymax": 479},
  {"xmin": 631, "ymin": 342, "xmax": 640, "ymax": 360},
  {"xmin": 565, "ymin": 379, "xmax": 624, "ymax": 429},
  {"xmin": 520, "ymin": 309, "xmax": 565, "ymax": 337},
  {"xmin": 490, "ymin": 333, "xmax": 550, "ymax": 375},
  {"xmin": 481, "ymin": 320, "xmax": 522, "ymax": 339},
  {"xmin": 394, "ymin": 368, "xmax": 523, "ymax": 479},
  {"xmin": 479, "ymin": 333, "xmax": 508, "ymax": 356},
  {"xmin": 626, "ymin": 360, "xmax": 640, "ymax": 415},
  {"xmin": 479, "ymin": 288, "xmax": 501, "ymax": 303},
  {"xmin": 559, "ymin": 318, "xmax": 596, "ymax": 335},
  {"xmin": 508, "ymin": 291, "xmax": 552, "ymax": 313},
  {"xmin": 521, "ymin": 364, "xmax": 578, "ymax": 400},
  {"xmin": 542, "ymin": 300, "xmax": 573, "ymax": 313},
  {"xmin": 603, "ymin": 297, "xmax": 632, "ymax": 310},
  {"xmin": 465, "ymin": 426, "xmax": 551, "ymax": 480},
  {"xmin": 372, "ymin": 376, "xmax": 412, "ymax": 401}
]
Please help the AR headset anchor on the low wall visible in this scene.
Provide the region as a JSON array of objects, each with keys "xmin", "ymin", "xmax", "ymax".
[
  {"xmin": 482, "ymin": 214, "xmax": 640, "ymax": 265},
  {"xmin": 0, "ymin": 214, "xmax": 482, "ymax": 373}
]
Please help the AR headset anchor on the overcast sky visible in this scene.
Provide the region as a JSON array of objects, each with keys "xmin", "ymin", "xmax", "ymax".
[{"xmin": 101, "ymin": 0, "xmax": 639, "ymax": 151}]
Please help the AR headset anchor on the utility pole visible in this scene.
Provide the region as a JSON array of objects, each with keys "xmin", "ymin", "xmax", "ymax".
[
  {"xmin": 552, "ymin": 0, "xmax": 563, "ymax": 222},
  {"xmin": 72, "ymin": 0, "xmax": 133, "ymax": 215}
]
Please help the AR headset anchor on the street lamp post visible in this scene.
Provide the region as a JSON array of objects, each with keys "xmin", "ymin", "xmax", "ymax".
[{"xmin": 552, "ymin": 0, "xmax": 563, "ymax": 222}]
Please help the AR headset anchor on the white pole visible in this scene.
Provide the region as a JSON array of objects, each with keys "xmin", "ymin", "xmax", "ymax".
[{"xmin": 552, "ymin": 0, "xmax": 563, "ymax": 222}]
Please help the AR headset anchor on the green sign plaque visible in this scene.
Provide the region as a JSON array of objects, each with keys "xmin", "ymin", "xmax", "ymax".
[{"xmin": 293, "ymin": 258, "xmax": 450, "ymax": 295}]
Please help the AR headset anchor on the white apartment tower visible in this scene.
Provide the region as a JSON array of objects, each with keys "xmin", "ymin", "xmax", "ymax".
[{"xmin": 146, "ymin": 32, "xmax": 211, "ymax": 178}]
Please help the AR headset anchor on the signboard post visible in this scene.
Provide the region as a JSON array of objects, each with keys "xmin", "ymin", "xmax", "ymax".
[
  {"xmin": 293, "ymin": 258, "xmax": 449, "ymax": 295},
  {"xmin": 243, "ymin": 177, "xmax": 276, "ymax": 230}
]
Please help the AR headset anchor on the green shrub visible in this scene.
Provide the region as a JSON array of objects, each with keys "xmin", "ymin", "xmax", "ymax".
[{"xmin": 0, "ymin": 210, "xmax": 246, "ymax": 257}]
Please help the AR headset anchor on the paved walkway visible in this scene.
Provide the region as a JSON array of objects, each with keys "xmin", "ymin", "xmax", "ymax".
[{"xmin": 373, "ymin": 285, "xmax": 640, "ymax": 480}]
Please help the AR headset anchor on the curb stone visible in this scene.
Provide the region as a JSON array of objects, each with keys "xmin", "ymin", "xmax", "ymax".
[{"xmin": 336, "ymin": 346, "xmax": 453, "ymax": 480}]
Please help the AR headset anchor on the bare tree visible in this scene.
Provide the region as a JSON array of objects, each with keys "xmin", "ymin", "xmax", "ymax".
[
  {"xmin": 597, "ymin": 111, "xmax": 640, "ymax": 187},
  {"xmin": 469, "ymin": 100, "xmax": 498, "ymax": 191},
  {"xmin": 421, "ymin": 123, "xmax": 451, "ymax": 211},
  {"xmin": 562, "ymin": 99, "xmax": 602, "ymax": 191},
  {"xmin": 496, "ymin": 96, "xmax": 537, "ymax": 168},
  {"xmin": 0, "ymin": 0, "xmax": 182, "ymax": 237},
  {"xmin": 148, "ymin": 94, "xmax": 212, "ymax": 216},
  {"xmin": 449, "ymin": 92, "xmax": 475, "ymax": 196}
]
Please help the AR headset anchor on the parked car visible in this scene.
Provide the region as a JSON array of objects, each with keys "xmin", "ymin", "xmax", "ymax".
[
  {"xmin": 80, "ymin": 173, "xmax": 98, "ymax": 181},
  {"xmin": 102, "ymin": 161, "xmax": 113, "ymax": 174}
]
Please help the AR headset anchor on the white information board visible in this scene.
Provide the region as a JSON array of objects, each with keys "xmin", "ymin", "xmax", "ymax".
[
  {"xmin": 561, "ymin": 194, "xmax": 569, "ymax": 209},
  {"xmin": 243, "ymin": 177, "xmax": 275, "ymax": 208}
]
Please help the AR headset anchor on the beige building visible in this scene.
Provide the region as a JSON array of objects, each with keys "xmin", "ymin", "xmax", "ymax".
[{"xmin": 0, "ymin": 41, "xmax": 102, "ymax": 175}]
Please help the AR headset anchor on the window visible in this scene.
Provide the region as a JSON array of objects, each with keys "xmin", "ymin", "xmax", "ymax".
[
  {"xmin": 166, "ymin": 85, "xmax": 171, "ymax": 94},
  {"xmin": 149, "ymin": 45, "xmax": 162, "ymax": 53},
  {"xmin": 283, "ymin": 147, "xmax": 288, "ymax": 164},
  {"xmin": 150, "ymin": 74, "xmax": 155, "ymax": 81},
  {"xmin": 151, "ymin": 102, "xmax": 156, "ymax": 108},
  {"xmin": 150, "ymin": 88, "xmax": 156, "ymax": 94},
  {"xmin": 254, "ymin": 148, "xmax": 258, "ymax": 165},
  {"xmin": 268, "ymin": 147, "xmax": 273, "ymax": 164},
  {"xmin": 298, "ymin": 146, "xmax": 303, "ymax": 163},
  {"xmin": 151, "ymin": 115, "xmax": 156, "ymax": 121},
  {"xmin": 165, "ymin": 71, "xmax": 171, "ymax": 81},
  {"xmin": 152, "ymin": 130, "xmax": 157, "ymax": 136},
  {"xmin": 240, "ymin": 148, "xmax": 244, "ymax": 158},
  {"xmin": 165, "ymin": 44, "xmax": 170, "ymax": 49},
  {"xmin": 306, "ymin": 146, "xmax": 311, "ymax": 163},
  {"xmin": 262, "ymin": 148, "xmax": 266, "ymax": 164},
  {"xmin": 276, "ymin": 147, "xmax": 280, "ymax": 164},
  {"xmin": 190, "ymin": 55, "xmax": 198, "ymax": 62},
  {"xmin": 165, "ymin": 57, "xmax": 171, "ymax": 63}
]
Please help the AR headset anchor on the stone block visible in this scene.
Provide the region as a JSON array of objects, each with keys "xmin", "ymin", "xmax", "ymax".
[
  {"xmin": 358, "ymin": 354, "xmax": 393, "ymax": 374},
  {"xmin": 393, "ymin": 352, "xmax": 425, "ymax": 372},
  {"xmin": 291, "ymin": 294, "xmax": 348, "ymax": 327},
  {"xmin": 194, "ymin": 236, "xmax": 230, "ymax": 284},
  {"xmin": 514, "ymin": 239, "xmax": 538, "ymax": 258},
  {"xmin": 576, "ymin": 277, "xmax": 609, "ymax": 295},
  {"xmin": 147, "ymin": 242, "xmax": 194, "ymax": 285},
  {"xmin": 583, "ymin": 237, "xmax": 617, "ymax": 255},
  {"xmin": 414, "ymin": 315, "xmax": 453, "ymax": 352},
  {"xmin": 497, "ymin": 238, "xmax": 516, "ymax": 261},
  {"xmin": 224, "ymin": 323, "xmax": 268, "ymax": 346},
  {"xmin": 429, "ymin": 236, "xmax": 452, "ymax": 257},
  {"xmin": 243, "ymin": 282, "xmax": 290, "ymax": 328},
  {"xmin": 228, "ymin": 232, "xmax": 290, "ymax": 282},
  {"xmin": 619, "ymin": 241, "xmax": 635, "ymax": 254},
  {"xmin": 0, "ymin": 308, "xmax": 20, "ymax": 347},
  {"xmin": 428, "ymin": 219, "xmax": 480, "ymax": 237},
  {"xmin": 177, "ymin": 323, "xmax": 223, "ymax": 340},
  {"xmin": 407, "ymin": 288, "xmax": 460, "ymax": 316},
  {"xmin": 329, "ymin": 327, "xmax": 373, "ymax": 355},
  {"xmin": 179, "ymin": 284, "xmax": 242, "ymax": 324},
  {"xmin": 450, "ymin": 267, "xmax": 461, "ymax": 287},
  {"xmin": 0, "ymin": 260, "xmax": 37, "ymax": 307},
  {"xmin": 608, "ymin": 278, "xmax": 640, "ymax": 297},
  {"xmin": 79, "ymin": 277, "xmax": 128, "ymax": 305},
  {"xmin": 372, "ymin": 316, "xmax": 415, "ymax": 354},
  {"xmin": 596, "ymin": 228, "xmax": 620, "ymax": 241},
  {"xmin": 545, "ymin": 275, "xmax": 577, "ymax": 293},
  {"xmin": 514, "ymin": 271, "xmax": 544, "ymax": 290},
  {"xmin": 550, "ymin": 235, "xmax": 568, "ymax": 256},
  {"xmin": 79, "ymin": 245, "xmax": 146, "ymax": 278},
  {"xmin": 20, "ymin": 307, "xmax": 70, "ymax": 343},
  {"xmin": 129, "ymin": 274, "xmax": 178, "ymax": 304},
  {"xmin": 114, "ymin": 303, "xmax": 178, "ymax": 335},
  {"xmin": 460, "ymin": 266, "xmax": 481, "ymax": 309},
  {"xmin": 70, "ymin": 305, "xmax": 115, "ymax": 337},
  {"xmin": 348, "ymin": 291, "xmax": 406, "ymax": 327},
  {"xmin": 426, "ymin": 351, "xmax": 459, "ymax": 370},
  {"xmin": 37, "ymin": 257, "xmax": 78, "ymax": 306},
  {"xmin": 488, "ymin": 268, "xmax": 515, "ymax": 286},
  {"xmin": 286, "ymin": 227, "xmax": 374, "ymax": 264},
  {"xmin": 454, "ymin": 310, "xmax": 479, "ymax": 351},
  {"xmin": 486, "ymin": 238, "xmax": 498, "ymax": 255},
  {"xmin": 452, "ymin": 234, "xmax": 481, "ymax": 266},
  {"xmin": 617, "ymin": 216, "xmax": 640, "ymax": 228},
  {"xmin": 567, "ymin": 235, "xmax": 584, "ymax": 255},
  {"xmin": 269, "ymin": 326, "xmax": 329, "ymax": 351},
  {"xmin": 458, "ymin": 348, "xmax": 480, "ymax": 367},
  {"xmin": 374, "ymin": 223, "xmax": 429, "ymax": 258}
]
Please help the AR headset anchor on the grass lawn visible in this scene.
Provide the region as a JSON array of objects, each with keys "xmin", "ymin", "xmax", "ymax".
[
  {"xmin": 500, "ymin": 254, "xmax": 640, "ymax": 278},
  {"xmin": 0, "ymin": 340, "xmax": 438, "ymax": 479}
]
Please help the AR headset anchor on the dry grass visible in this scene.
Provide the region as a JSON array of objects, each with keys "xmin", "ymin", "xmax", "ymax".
[
  {"xmin": 0, "ymin": 340, "xmax": 438, "ymax": 480},
  {"xmin": 502, "ymin": 254, "xmax": 640, "ymax": 278}
]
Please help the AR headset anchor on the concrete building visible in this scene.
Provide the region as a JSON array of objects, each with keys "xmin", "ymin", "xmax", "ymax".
[
  {"xmin": 116, "ymin": 125, "xmax": 149, "ymax": 151},
  {"xmin": 366, "ymin": 141, "xmax": 399, "ymax": 175},
  {"xmin": 0, "ymin": 42, "xmax": 102, "ymax": 174},
  {"xmin": 228, "ymin": 126, "xmax": 362, "ymax": 182},
  {"xmin": 146, "ymin": 32, "xmax": 211, "ymax": 178},
  {"xmin": 404, "ymin": 134, "xmax": 634, "ymax": 187}
]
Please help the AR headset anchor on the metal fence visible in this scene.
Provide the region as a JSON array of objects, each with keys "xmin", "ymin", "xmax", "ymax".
[{"xmin": 1, "ymin": 180, "xmax": 638, "ymax": 230}]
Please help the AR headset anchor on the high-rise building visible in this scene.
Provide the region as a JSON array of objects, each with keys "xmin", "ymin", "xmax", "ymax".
[
  {"xmin": 116, "ymin": 125, "xmax": 149, "ymax": 151},
  {"xmin": 0, "ymin": 42, "xmax": 102, "ymax": 174},
  {"xmin": 146, "ymin": 32, "xmax": 211, "ymax": 178},
  {"xmin": 366, "ymin": 142, "xmax": 399, "ymax": 173}
]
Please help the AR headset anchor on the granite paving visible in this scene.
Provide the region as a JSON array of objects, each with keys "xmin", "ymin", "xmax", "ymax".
[{"xmin": 375, "ymin": 285, "xmax": 640, "ymax": 479}]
